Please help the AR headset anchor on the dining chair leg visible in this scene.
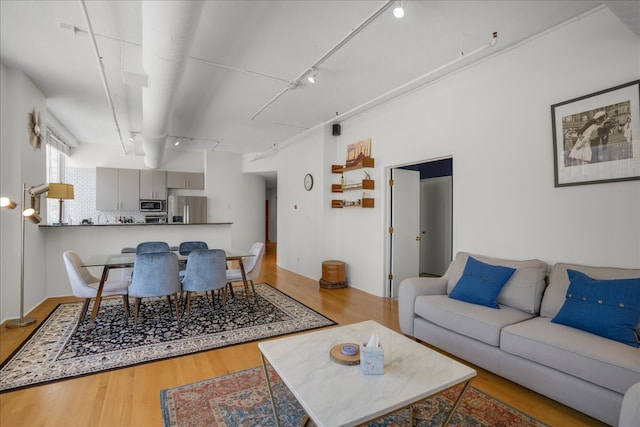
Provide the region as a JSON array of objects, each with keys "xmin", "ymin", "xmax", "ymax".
[
  {"xmin": 167, "ymin": 295, "xmax": 174, "ymax": 318},
  {"xmin": 172, "ymin": 293, "xmax": 180, "ymax": 321},
  {"xmin": 184, "ymin": 292, "xmax": 192, "ymax": 318},
  {"xmin": 73, "ymin": 299, "xmax": 91, "ymax": 336},
  {"xmin": 122, "ymin": 295, "xmax": 130, "ymax": 320},
  {"xmin": 222, "ymin": 287, "xmax": 228, "ymax": 319},
  {"xmin": 250, "ymin": 280, "xmax": 256, "ymax": 295},
  {"xmin": 133, "ymin": 298, "xmax": 142, "ymax": 328},
  {"xmin": 226, "ymin": 282, "xmax": 235, "ymax": 298}
]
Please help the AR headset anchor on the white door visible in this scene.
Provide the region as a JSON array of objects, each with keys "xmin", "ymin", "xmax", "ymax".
[{"xmin": 389, "ymin": 168, "xmax": 420, "ymax": 297}]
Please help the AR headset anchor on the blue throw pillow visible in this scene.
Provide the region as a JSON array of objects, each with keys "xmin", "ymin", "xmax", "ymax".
[
  {"xmin": 551, "ymin": 269, "xmax": 640, "ymax": 347},
  {"xmin": 448, "ymin": 256, "xmax": 516, "ymax": 308}
]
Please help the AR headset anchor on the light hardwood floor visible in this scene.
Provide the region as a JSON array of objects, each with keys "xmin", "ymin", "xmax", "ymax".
[{"xmin": 1, "ymin": 243, "xmax": 606, "ymax": 426}]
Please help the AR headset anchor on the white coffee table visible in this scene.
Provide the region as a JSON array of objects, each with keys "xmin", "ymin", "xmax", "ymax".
[{"xmin": 258, "ymin": 320, "xmax": 476, "ymax": 426}]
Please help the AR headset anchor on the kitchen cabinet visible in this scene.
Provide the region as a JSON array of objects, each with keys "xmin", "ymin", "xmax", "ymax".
[
  {"xmin": 96, "ymin": 167, "xmax": 140, "ymax": 211},
  {"xmin": 167, "ymin": 171, "xmax": 204, "ymax": 189},
  {"xmin": 139, "ymin": 170, "xmax": 167, "ymax": 199}
]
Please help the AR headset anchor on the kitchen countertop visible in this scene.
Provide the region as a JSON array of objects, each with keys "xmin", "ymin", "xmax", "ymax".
[{"xmin": 40, "ymin": 222, "xmax": 233, "ymax": 227}]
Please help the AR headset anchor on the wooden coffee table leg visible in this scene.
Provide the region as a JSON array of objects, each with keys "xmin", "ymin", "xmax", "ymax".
[
  {"xmin": 261, "ymin": 353, "xmax": 281, "ymax": 427},
  {"xmin": 442, "ymin": 380, "xmax": 472, "ymax": 426}
]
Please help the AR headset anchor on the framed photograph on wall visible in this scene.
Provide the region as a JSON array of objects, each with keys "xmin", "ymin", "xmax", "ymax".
[{"xmin": 551, "ymin": 80, "xmax": 639, "ymax": 187}]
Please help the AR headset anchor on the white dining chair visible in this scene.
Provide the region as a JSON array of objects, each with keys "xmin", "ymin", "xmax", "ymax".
[
  {"xmin": 63, "ymin": 250, "xmax": 130, "ymax": 335},
  {"xmin": 226, "ymin": 242, "xmax": 265, "ymax": 297}
]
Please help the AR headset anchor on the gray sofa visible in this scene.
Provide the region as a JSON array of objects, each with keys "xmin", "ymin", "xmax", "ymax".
[{"xmin": 398, "ymin": 252, "xmax": 640, "ymax": 426}]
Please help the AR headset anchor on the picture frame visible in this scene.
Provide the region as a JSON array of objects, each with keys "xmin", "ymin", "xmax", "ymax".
[
  {"xmin": 346, "ymin": 138, "xmax": 371, "ymax": 167},
  {"xmin": 551, "ymin": 80, "xmax": 639, "ymax": 187}
]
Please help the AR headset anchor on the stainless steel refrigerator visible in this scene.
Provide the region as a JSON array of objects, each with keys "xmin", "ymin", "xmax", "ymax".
[{"xmin": 168, "ymin": 195, "xmax": 207, "ymax": 224}]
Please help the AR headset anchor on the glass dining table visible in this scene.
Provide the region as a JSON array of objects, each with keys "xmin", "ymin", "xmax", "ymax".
[{"xmin": 82, "ymin": 249, "xmax": 254, "ymax": 330}]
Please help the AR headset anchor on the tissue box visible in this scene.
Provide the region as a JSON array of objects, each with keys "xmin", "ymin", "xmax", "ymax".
[{"xmin": 361, "ymin": 343, "xmax": 384, "ymax": 375}]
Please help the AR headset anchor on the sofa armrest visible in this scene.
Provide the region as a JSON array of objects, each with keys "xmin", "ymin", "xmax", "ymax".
[
  {"xmin": 398, "ymin": 277, "xmax": 448, "ymax": 337},
  {"xmin": 619, "ymin": 382, "xmax": 640, "ymax": 427}
]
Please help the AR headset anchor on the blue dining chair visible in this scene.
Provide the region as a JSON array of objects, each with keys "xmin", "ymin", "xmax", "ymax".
[
  {"xmin": 181, "ymin": 249, "xmax": 228, "ymax": 317},
  {"xmin": 128, "ymin": 251, "xmax": 181, "ymax": 327},
  {"xmin": 135, "ymin": 241, "xmax": 170, "ymax": 255},
  {"xmin": 178, "ymin": 241, "xmax": 209, "ymax": 255},
  {"xmin": 178, "ymin": 241, "xmax": 209, "ymax": 277}
]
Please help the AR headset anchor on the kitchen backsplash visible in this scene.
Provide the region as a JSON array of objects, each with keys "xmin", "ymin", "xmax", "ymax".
[{"xmin": 60, "ymin": 167, "xmax": 145, "ymax": 225}]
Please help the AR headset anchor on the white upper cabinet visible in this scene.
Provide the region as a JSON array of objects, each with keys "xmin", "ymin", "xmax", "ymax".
[
  {"xmin": 166, "ymin": 171, "xmax": 204, "ymax": 189},
  {"xmin": 139, "ymin": 170, "xmax": 167, "ymax": 200},
  {"xmin": 96, "ymin": 167, "xmax": 140, "ymax": 211}
]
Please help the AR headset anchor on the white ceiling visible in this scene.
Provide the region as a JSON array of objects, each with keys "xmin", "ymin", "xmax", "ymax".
[{"xmin": 1, "ymin": 1, "xmax": 636, "ymax": 167}]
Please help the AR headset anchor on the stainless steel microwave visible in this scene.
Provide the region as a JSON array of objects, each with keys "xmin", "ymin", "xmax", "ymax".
[{"xmin": 139, "ymin": 199, "xmax": 166, "ymax": 212}]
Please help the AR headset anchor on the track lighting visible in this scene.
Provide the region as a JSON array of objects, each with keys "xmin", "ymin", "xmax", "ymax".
[
  {"xmin": 393, "ymin": 0, "xmax": 405, "ymax": 18},
  {"xmin": 307, "ymin": 68, "xmax": 318, "ymax": 84}
]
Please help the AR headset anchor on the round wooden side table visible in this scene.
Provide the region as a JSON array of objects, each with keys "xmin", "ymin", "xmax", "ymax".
[{"xmin": 319, "ymin": 260, "xmax": 347, "ymax": 289}]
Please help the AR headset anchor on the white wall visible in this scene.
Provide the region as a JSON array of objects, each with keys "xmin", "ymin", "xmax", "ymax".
[
  {"xmin": 205, "ymin": 150, "xmax": 265, "ymax": 250},
  {"xmin": 0, "ymin": 64, "xmax": 49, "ymax": 323},
  {"xmin": 251, "ymin": 7, "xmax": 640, "ymax": 297}
]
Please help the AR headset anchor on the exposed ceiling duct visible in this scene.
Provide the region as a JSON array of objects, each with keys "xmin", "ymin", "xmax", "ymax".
[{"xmin": 141, "ymin": 1, "xmax": 204, "ymax": 169}]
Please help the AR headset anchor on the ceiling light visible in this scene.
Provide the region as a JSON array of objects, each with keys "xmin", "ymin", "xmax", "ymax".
[
  {"xmin": 307, "ymin": 68, "xmax": 318, "ymax": 84},
  {"xmin": 393, "ymin": 0, "xmax": 405, "ymax": 18},
  {"xmin": 174, "ymin": 139, "xmax": 180, "ymax": 146},
  {"xmin": 129, "ymin": 132, "xmax": 136, "ymax": 142}
]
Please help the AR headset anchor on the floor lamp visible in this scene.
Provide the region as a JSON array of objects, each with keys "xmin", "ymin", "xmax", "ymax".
[{"xmin": 0, "ymin": 182, "xmax": 49, "ymax": 328}]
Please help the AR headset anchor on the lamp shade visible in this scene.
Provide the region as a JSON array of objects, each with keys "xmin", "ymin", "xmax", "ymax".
[{"xmin": 47, "ymin": 183, "xmax": 74, "ymax": 200}]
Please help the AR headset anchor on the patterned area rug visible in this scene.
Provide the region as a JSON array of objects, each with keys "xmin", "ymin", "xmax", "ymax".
[
  {"xmin": 161, "ymin": 367, "xmax": 549, "ymax": 427},
  {"xmin": 0, "ymin": 284, "xmax": 334, "ymax": 393}
]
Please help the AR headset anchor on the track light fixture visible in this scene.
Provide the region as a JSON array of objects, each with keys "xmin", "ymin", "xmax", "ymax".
[
  {"xmin": 393, "ymin": 0, "xmax": 405, "ymax": 18},
  {"xmin": 307, "ymin": 68, "xmax": 318, "ymax": 84}
]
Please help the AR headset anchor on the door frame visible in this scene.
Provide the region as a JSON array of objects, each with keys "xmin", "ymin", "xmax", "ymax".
[{"xmin": 385, "ymin": 156, "xmax": 453, "ymax": 297}]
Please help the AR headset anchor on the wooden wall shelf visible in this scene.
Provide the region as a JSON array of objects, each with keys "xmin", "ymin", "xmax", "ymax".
[
  {"xmin": 331, "ymin": 198, "xmax": 374, "ymax": 208},
  {"xmin": 331, "ymin": 157, "xmax": 375, "ymax": 173},
  {"xmin": 330, "ymin": 157, "xmax": 375, "ymax": 209},
  {"xmin": 331, "ymin": 179, "xmax": 374, "ymax": 193}
]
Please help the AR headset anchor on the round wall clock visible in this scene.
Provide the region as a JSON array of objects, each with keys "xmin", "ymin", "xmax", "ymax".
[{"xmin": 304, "ymin": 173, "xmax": 314, "ymax": 191}]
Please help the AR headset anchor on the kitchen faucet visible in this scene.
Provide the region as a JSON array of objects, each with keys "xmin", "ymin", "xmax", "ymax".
[{"xmin": 97, "ymin": 213, "xmax": 109, "ymax": 224}]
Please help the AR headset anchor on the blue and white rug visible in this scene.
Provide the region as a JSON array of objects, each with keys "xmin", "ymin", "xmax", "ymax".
[{"xmin": 0, "ymin": 283, "xmax": 335, "ymax": 393}]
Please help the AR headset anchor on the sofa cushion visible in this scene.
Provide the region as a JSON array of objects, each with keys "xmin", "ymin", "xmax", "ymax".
[
  {"xmin": 414, "ymin": 295, "xmax": 536, "ymax": 346},
  {"xmin": 501, "ymin": 317, "xmax": 640, "ymax": 395},
  {"xmin": 541, "ymin": 263, "xmax": 640, "ymax": 328},
  {"xmin": 448, "ymin": 256, "xmax": 516, "ymax": 308},
  {"xmin": 445, "ymin": 252, "xmax": 548, "ymax": 314},
  {"xmin": 551, "ymin": 270, "xmax": 640, "ymax": 347}
]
